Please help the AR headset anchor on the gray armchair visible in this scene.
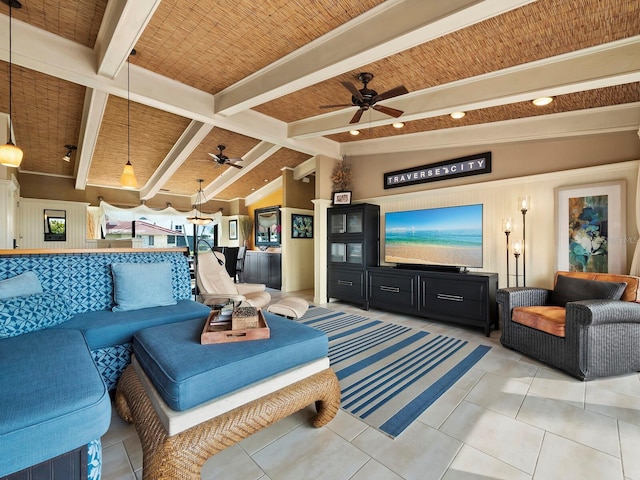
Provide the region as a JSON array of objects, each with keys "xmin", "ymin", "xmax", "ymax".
[{"xmin": 497, "ymin": 271, "xmax": 640, "ymax": 380}]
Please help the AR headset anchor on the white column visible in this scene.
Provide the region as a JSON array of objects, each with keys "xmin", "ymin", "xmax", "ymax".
[{"xmin": 312, "ymin": 199, "xmax": 331, "ymax": 304}]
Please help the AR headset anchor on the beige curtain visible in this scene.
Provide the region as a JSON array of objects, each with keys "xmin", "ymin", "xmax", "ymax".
[{"xmin": 630, "ymin": 161, "xmax": 640, "ymax": 275}]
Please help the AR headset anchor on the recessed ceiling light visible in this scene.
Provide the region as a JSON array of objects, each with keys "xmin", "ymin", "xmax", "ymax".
[
  {"xmin": 533, "ymin": 96, "xmax": 553, "ymax": 106},
  {"xmin": 349, "ymin": 130, "xmax": 360, "ymax": 136},
  {"xmin": 450, "ymin": 111, "xmax": 466, "ymax": 119},
  {"xmin": 264, "ymin": 179, "xmax": 268, "ymax": 182},
  {"xmin": 392, "ymin": 122, "xmax": 404, "ymax": 129}
]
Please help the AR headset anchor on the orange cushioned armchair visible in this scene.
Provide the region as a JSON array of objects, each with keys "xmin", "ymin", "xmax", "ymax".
[{"xmin": 497, "ymin": 271, "xmax": 640, "ymax": 380}]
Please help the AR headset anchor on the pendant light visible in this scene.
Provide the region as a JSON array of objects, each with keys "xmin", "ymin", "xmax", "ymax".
[
  {"xmin": 119, "ymin": 49, "xmax": 137, "ymax": 189},
  {"xmin": 187, "ymin": 179, "xmax": 213, "ymax": 225},
  {"xmin": 0, "ymin": 0, "xmax": 23, "ymax": 168}
]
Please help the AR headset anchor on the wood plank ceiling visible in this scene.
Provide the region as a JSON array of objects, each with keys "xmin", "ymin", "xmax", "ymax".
[{"xmin": 0, "ymin": 0, "xmax": 638, "ymax": 204}]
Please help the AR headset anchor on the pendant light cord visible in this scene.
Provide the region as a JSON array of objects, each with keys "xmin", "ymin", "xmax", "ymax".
[
  {"xmin": 8, "ymin": 2, "xmax": 14, "ymax": 143},
  {"xmin": 127, "ymin": 55, "xmax": 130, "ymax": 164}
]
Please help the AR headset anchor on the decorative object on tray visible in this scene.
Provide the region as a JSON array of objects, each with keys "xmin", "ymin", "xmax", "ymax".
[{"xmin": 232, "ymin": 303, "xmax": 259, "ymax": 330}]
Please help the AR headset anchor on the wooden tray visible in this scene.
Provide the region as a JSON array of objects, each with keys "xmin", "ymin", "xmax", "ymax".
[{"xmin": 201, "ymin": 309, "xmax": 270, "ymax": 344}]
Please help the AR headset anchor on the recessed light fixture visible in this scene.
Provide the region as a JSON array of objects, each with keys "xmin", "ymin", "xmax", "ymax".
[
  {"xmin": 264, "ymin": 179, "xmax": 269, "ymax": 182},
  {"xmin": 392, "ymin": 122, "xmax": 404, "ymax": 129},
  {"xmin": 451, "ymin": 111, "xmax": 466, "ymax": 119},
  {"xmin": 533, "ymin": 96, "xmax": 553, "ymax": 106},
  {"xmin": 349, "ymin": 130, "xmax": 360, "ymax": 136}
]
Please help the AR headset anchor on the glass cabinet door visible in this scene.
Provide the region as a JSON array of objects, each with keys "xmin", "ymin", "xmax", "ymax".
[
  {"xmin": 346, "ymin": 211, "xmax": 363, "ymax": 233},
  {"xmin": 330, "ymin": 243, "xmax": 346, "ymax": 263},
  {"xmin": 330, "ymin": 214, "xmax": 347, "ymax": 234},
  {"xmin": 347, "ymin": 243, "xmax": 363, "ymax": 264}
]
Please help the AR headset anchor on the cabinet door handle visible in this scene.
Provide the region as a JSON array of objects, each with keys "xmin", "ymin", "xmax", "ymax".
[
  {"xmin": 437, "ymin": 293, "xmax": 464, "ymax": 302},
  {"xmin": 338, "ymin": 280, "xmax": 353, "ymax": 286},
  {"xmin": 380, "ymin": 285, "xmax": 400, "ymax": 293}
]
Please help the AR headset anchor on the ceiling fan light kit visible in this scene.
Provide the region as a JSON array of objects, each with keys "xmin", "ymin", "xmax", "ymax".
[
  {"xmin": 319, "ymin": 72, "xmax": 409, "ymax": 125},
  {"xmin": 0, "ymin": 0, "xmax": 24, "ymax": 168}
]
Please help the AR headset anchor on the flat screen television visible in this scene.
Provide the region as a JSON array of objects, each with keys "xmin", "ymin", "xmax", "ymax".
[{"xmin": 384, "ymin": 204, "xmax": 483, "ymax": 269}]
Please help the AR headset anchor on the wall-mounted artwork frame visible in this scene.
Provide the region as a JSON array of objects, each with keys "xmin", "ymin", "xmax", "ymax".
[
  {"xmin": 555, "ymin": 180, "xmax": 626, "ymax": 273},
  {"xmin": 255, "ymin": 206, "xmax": 281, "ymax": 247},
  {"xmin": 332, "ymin": 191, "xmax": 352, "ymax": 205},
  {"xmin": 44, "ymin": 209, "xmax": 67, "ymax": 242},
  {"xmin": 291, "ymin": 214, "xmax": 313, "ymax": 238},
  {"xmin": 229, "ymin": 219, "xmax": 238, "ymax": 240}
]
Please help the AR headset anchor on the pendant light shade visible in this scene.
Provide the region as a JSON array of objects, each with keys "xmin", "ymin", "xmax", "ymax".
[
  {"xmin": 0, "ymin": 141, "xmax": 23, "ymax": 168},
  {"xmin": 0, "ymin": 1, "xmax": 23, "ymax": 168},
  {"xmin": 187, "ymin": 179, "xmax": 213, "ymax": 225},
  {"xmin": 120, "ymin": 160, "xmax": 137, "ymax": 189},
  {"xmin": 120, "ymin": 50, "xmax": 137, "ymax": 188}
]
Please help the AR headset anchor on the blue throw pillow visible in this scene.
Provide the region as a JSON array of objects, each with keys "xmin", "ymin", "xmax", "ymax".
[
  {"xmin": 111, "ymin": 262, "xmax": 177, "ymax": 312},
  {"xmin": 0, "ymin": 292, "xmax": 72, "ymax": 338},
  {"xmin": 0, "ymin": 271, "xmax": 43, "ymax": 300}
]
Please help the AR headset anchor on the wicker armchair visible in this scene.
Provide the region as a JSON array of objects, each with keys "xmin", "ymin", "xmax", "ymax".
[{"xmin": 497, "ymin": 271, "xmax": 640, "ymax": 380}]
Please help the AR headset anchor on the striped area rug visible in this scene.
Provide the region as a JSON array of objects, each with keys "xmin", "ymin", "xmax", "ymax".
[{"xmin": 299, "ymin": 307, "xmax": 491, "ymax": 438}]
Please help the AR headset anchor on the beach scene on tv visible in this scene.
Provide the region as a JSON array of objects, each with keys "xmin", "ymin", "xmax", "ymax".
[{"xmin": 385, "ymin": 204, "xmax": 483, "ymax": 268}]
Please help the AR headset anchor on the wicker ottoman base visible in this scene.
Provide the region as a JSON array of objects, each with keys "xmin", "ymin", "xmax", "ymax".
[{"xmin": 115, "ymin": 364, "xmax": 340, "ymax": 480}]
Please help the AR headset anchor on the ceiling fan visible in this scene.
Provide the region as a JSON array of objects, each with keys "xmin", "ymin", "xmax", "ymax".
[
  {"xmin": 207, "ymin": 145, "xmax": 243, "ymax": 169},
  {"xmin": 319, "ymin": 72, "xmax": 409, "ymax": 124}
]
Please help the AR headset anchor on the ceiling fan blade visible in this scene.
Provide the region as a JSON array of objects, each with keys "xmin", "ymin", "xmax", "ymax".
[
  {"xmin": 373, "ymin": 85, "xmax": 408, "ymax": 103},
  {"xmin": 350, "ymin": 109, "xmax": 364, "ymax": 124},
  {"xmin": 373, "ymin": 104, "xmax": 404, "ymax": 118},
  {"xmin": 341, "ymin": 82, "xmax": 364, "ymax": 102},
  {"xmin": 227, "ymin": 163, "xmax": 243, "ymax": 169},
  {"xmin": 319, "ymin": 104, "xmax": 353, "ymax": 108},
  {"xmin": 208, "ymin": 153, "xmax": 222, "ymax": 161}
]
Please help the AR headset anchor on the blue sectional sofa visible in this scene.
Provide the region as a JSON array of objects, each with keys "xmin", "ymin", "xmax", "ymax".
[{"xmin": 0, "ymin": 248, "xmax": 211, "ymax": 479}]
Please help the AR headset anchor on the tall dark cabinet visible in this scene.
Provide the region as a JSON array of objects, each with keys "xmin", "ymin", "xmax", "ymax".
[{"xmin": 327, "ymin": 203, "xmax": 380, "ymax": 309}]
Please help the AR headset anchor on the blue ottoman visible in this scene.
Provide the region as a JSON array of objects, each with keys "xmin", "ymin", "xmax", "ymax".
[
  {"xmin": 133, "ymin": 313, "xmax": 329, "ymax": 411},
  {"xmin": 115, "ymin": 312, "xmax": 340, "ymax": 480}
]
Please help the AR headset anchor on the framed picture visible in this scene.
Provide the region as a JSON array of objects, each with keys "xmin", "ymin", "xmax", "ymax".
[
  {"xmin": 44, "ymin": 209, "xmax": 66, "ymax": 241},
  {"xmin": 555, "ymin": 181, "xmax": 626, "ymax": 273},
  {"xmin": 291, "ymin": 214, "xmax": 313, "ymax": 238},
  {"xmin": 228, "ymin": 219, "xmax": 238, "ymax": 240},
  {"xmin": 333, "ymin": 191, "xmax": 352, "ymax": 205}
]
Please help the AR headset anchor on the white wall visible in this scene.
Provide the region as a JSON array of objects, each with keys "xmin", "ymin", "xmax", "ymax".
[
  {"xmin": 0, "ymin": 175, "xmax": 19, "ymax": 249},
  {"xmin": 364, "ymin": 160, "xmax": 639, "ymax": 290},
  {"xmin": 18, "ymin": 198, "xmax": 90, "ymax": 249}
]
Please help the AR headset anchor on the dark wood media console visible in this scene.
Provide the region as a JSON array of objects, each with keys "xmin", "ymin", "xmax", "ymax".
[{"xmin": 367, "ymin": 266, "xmax": 498, "ymax": 336}]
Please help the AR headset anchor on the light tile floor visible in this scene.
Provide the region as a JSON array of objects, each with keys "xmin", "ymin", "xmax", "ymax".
[{"xmin": 101, "ymin": 289, "xmax": 640, "ymax": 480}]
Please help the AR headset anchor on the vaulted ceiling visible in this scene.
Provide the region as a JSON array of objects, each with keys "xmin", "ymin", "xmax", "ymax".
[{"xmin": 0, "ymin": 0, "xmax": 638, "ymax": 205}]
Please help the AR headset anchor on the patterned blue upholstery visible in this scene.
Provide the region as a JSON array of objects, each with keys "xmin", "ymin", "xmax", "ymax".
[
  {"xmin": 92, "ymin": 343, "xmax": 133, "ymax": 392},
  {"xmin": 0, "ymin": 251, "xmax": 192, "ymax": 315},
  {"xmin": 0, "ymin": 292, "xmax": 71, "ymax": 338},
  {"xmin": 87, "ymin": 438, "xmax": 102, "ymax": 480}
]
